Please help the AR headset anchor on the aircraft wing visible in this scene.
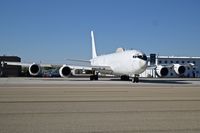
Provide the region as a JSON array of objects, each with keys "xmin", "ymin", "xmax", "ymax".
[
  {"xmin": 91, "ymin": 65, "xmax": 113, "ymax": 72},
  {"xmin": 147, "ymin": 65, "xmax": 156, "ymax": 69},
  {"xmin": 66, "ymin": 59, "xmax": 91, "ymax": 63},
  {"xmin": 2, "ymin": 61, "xmax": 113, "ymax": 77},
  {"xmin": 3, "ymin": 61, "xmax": 53, "ymax": 67},
  {"xmin": 66, "ymin": 65, "xmax": 113, "ymax": 74}
]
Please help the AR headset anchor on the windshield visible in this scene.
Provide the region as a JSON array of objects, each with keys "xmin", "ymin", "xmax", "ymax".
[{"xmin": 133, "ymin": 54, "xmax": 147, "ymax": 61}]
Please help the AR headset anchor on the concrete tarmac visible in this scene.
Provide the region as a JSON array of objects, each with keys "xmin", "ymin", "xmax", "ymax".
[{"xmin": 0, "ymin": 77, "xmax": 200, "ymax": 133}]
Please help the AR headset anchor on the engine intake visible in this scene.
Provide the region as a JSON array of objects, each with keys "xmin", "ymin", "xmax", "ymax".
[
  {"xmin": 59, "ymin": 65, "xmax": 71, "ymax": 77},
  {"xmin": 156, "ymin": 65, "xmax": 169, "ymax": 77},
  {"xmin": 29, "ymin": 63, "xmax": 41, "ymax": 76},
  {"xmin": 173, "ymin": 64, "xmax": 186, "ymax": 75}
]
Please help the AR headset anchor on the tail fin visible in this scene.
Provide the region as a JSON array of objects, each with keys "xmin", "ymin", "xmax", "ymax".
[{"xmin": 91, "ymin": 31, "xmax": 97, "ymax": 58}]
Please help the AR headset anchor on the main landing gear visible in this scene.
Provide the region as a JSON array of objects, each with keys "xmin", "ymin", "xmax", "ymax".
[
  {"xmin": 90, "ymin": 75, "xmax": 98, "ymax": 80},
  {"xmin": 90, "ymin": 71, "xmax": 98, "ymax": 81},
  {"xmin": 132, "ymin": 75, "xmax": 139, "ymax": 83},
  {"xmin": 120, "ymin": 75, "xmax": 130, "ymax": 81},
  {"xmin": 121, "ymin": 75, "xmax": 140, "ymax": 83}
]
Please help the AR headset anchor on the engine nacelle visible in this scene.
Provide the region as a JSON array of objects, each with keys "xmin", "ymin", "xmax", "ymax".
[
  {"xmin": 59, "ymin": 65, "xmax": 72, "ymax": 77},
  {"xmin": 156, "ymin": 65, "xmax": 169, "ymax": 77},
  {"xmin": 173, "ymin": 64, "xmax": 186, "ymax": 75},
  {"xmin": 29, "ymin": 63, "xmax": 41, "ymax": 76}
]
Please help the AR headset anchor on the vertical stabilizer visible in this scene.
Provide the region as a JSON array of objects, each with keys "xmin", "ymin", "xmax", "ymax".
[{"xmin": 91, "ymin": 31, "xmax": 97, "ymax": 58}]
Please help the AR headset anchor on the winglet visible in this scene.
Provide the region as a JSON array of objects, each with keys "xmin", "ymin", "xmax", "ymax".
[{"xmin": 91, "ymin": 31, "xmax": 97, "ymax": 58}]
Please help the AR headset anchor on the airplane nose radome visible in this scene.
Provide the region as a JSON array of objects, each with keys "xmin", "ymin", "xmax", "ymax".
[{"xmin": 140, "ymin": 60, "xmax": 148, "ymax": 71}]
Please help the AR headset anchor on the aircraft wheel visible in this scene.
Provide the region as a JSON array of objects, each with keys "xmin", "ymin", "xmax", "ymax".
[
  {"xmin": 90, "ymin": 75, "xmax": 98, "ymax": 81},
  {"xmin": 132, "ymin": 77, "xmax": 139, "ymax": 83},
  {"xmin": 121, "ymin": 75, "xmax": 130, "ymax": 81},
  {"xmin": 135, "ymin": 77, "xmax": 139, "ymax": 83},
  {"xmin": 94, "ymin": 75, "xmax": 98, "ymax": 80},
  {"xmin": 90, "ymin": 75, "xmax": 94, "ymax": 80}
]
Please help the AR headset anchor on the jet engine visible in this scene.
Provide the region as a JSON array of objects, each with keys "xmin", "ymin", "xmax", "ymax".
[
  {"xmin": 156, "ymin": 65, "xmax": 169, "ymax": 77},
  {"xmin": 173, "ymin": 64, "xmax": 186, "ymax": 75},
  {"xmin": 59, "ymin": 65, "xmax": 72, "ymax": 77},
  {"xmin": 29, "ymin": 63, "xmax": 41, "ymax": 76}
]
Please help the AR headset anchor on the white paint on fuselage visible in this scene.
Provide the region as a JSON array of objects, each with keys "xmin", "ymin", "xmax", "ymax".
[{"xmin": 90, "ymin": 50, "xmax": 147, "ymax": 76}]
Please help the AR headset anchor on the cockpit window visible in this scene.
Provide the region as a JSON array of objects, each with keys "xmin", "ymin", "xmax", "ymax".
[
  {"xmin": 133, "ymin": 54, "xmax": 147, "ymax": 61},
  {"xmin": 143, "ymin": 54, "xmax": 147, "ymax": 60}
]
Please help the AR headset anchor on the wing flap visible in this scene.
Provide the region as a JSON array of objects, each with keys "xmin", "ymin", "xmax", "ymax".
[{"xmin": 68, "ymin": 65, "xmax": 113, "ymax": 74}]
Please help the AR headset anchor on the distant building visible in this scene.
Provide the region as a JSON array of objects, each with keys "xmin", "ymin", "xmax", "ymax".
[
  {"xmin": 140, "ymin": 54, "xmax": 200, "ymax": 78},
  {"xmin": 0, "ymin": 56, "xmax": 21, "ymax": 77}
]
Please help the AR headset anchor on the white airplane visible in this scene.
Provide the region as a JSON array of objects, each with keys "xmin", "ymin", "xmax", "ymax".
[{"xmin": 4, "ymin": 31, "xmax": 148, "ymax": 83}]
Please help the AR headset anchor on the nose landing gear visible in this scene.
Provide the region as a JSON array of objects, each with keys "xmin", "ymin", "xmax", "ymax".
[{"xmin": 132, "ymin": 75, "xmax": 139, "ymax": 83}]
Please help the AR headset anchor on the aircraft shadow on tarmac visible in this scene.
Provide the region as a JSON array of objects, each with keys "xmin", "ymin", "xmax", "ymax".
[
  {"xmin": 43, "ymin": 78, "xmax": 195, "ymax": 85},
  {"xmin": 138, "ymin": 79, "xmax": 191, "ymax": 84},
  {"xmin": 109, "ymin": 78, "xmax": 193, "ymax": 84},
  {"xmin": 38, "ymin": 76, "xmax": 200, "ymax": 84}
]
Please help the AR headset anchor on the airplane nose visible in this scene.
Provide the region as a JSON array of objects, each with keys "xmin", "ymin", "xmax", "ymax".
[{"xmin": 140, "ymin": 60, "xmax": 148, "ymax": 70}]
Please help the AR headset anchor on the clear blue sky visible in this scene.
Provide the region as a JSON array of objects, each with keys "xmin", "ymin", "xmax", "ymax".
[{"xmin": 0, "ymin": 0, "xmax": 200, "ymax": 63}]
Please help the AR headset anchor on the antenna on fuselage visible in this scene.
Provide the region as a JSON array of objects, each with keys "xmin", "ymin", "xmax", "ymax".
[{"xmin": 91, "ymin": 31, "xmax": 97, "ymax": 59}]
